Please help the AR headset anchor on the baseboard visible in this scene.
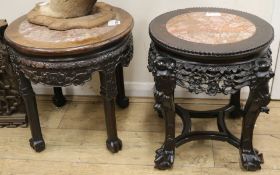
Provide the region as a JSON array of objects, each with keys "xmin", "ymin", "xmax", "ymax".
[{"xmin": 33, "ymin": 82, "xmax": 250, "ymax": 99}]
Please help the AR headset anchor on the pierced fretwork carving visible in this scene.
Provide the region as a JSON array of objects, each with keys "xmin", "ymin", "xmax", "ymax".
[
  {"xmin": 148, "ymin": 42, "xmax": 274, "ymax": 171},
  {"xmin": 149, "ymin": 42, "xmax": 273, "ymax": 96}
]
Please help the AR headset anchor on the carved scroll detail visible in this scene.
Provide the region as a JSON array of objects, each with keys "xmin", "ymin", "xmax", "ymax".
[
  {"xmin": 8, "ymin": 35, "xmax": 133, "ymax": 89},
  {"xmin": 148, "ymin": 42, "xmax": 273, "ymax": 96}
]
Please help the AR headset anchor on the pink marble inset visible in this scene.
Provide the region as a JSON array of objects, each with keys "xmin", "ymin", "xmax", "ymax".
[
  {"xmin": 166, "ymin": 12, "xmax": 256, "ymax": 45},
  {"xmin": 19, "ymin": 20, "xmax": 116, "ymax": 43}
]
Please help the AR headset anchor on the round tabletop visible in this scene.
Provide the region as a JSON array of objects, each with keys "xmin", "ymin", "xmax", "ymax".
[
  {"xmin": 149, "ymin": 8, "xmax": 274, "ymax": 60},
  {"xmin": 4, "ymin": 6, "xmax": 133, "ymax": 56}
]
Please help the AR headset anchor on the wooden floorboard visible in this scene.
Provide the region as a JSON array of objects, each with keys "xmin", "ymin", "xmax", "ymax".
[{"xmin": 1, "ymin": 96, "xmax": 280, "ymax": 174}]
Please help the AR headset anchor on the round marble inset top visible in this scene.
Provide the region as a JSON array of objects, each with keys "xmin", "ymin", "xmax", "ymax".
[
  {"xmin": 5, "ymin": 7, "xmax": 133, "ymax": 56},
  {"xmin": 166, "ymin": 12, "xmax": 256, "ymax": 44},
  {"xmin": 18, "ymin": 21, "xmax": 115, "ymax": 44}
]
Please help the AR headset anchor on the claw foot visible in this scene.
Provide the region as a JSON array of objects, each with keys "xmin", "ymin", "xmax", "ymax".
[
  {"xmin": 240, "ymin": 149, "xmax": 263, "ymax": 171},
  {"xmin": 106, "ymin": 138, "xmax": 122, "ymax": 153},
  {"xmin": 154, "ymin": 147, "xmax": 174, "ymax": 170},
  {"xmin": 29, "ymin": 138, "xmax": 45, "ymax": 152},
  {"xmin": 116, "ymin": 96, "xmax": 129, "ymax": 108}
]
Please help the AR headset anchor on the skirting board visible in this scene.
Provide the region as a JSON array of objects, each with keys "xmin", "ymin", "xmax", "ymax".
[{"xmin": 33, "ymin": 82, "xmax": 251, "ymax": 100}]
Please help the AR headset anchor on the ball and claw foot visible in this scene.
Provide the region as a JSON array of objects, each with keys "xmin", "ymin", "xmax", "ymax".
[
  {"xmin": 154, "ymin": 147, "xmax": 175, "ymax": 170},
  {"xmin": 52, "ymin": 96, "xmax": 67, "ymax": 108},
  {"xmin": 116, "ymin": 96, "xmax": 129, "ymax": 108},
  {"xmin": 106, "ymin": 138, "xmax": 123, "ymax": 153},
  {"xmin": 29, "ymin": 138, "xmax": 45, "ymax": 152},
  {"xmin": 240, "ymin": 149, "xmax": 264, "ymax": 171}
]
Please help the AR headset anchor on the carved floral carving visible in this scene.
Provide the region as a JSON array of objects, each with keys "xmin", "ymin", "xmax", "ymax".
[
  {"xmin": 8, "ymin": 35, "xmax": 133, "ymax": 90},
  {"xmin": 148, "ymin": 42, "xmax": 274, "ymax": 96}
]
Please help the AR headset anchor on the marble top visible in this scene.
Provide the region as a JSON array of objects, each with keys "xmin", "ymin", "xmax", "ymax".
[
  {"xmin": 4, "ymin": 7, "xmax": 133, "ymax": 56},
  {"xmin": 18, "ymin": 20, "xmax": 115, "ymax": 44},
  {"xmin": 166, "ymin": 12, "xmax": 256, "ymax": 44}
]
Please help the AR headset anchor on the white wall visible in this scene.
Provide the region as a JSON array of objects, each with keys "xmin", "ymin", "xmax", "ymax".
[
  {"xmin": 271, "ymin": 0, "xmax": 280, "ymax": 99},
  {"xmin": 1, "ymin": 0, "xmax": 279, "ymax": 98}
]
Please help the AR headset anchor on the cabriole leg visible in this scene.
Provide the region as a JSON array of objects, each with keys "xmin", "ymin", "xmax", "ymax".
[
  {"xmin": 240, "ymin": 70, "xmax": 273, "ymax": 171},
  {"xmin": 153, "ymin": 59, "xmax": 176, "ymax": 170}
]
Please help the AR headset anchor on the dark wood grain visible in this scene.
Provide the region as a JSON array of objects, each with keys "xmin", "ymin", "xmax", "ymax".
[
  {"xmin": 148, "ymin": 8, "xmax": 274, "ymax": 171},
  {"xmin": 149, "ymin": 8, "xmax": 274, "ymax": 62},
  {"xmin": 5, "ymin": 7, "xmax": 133, "ymax": 153},
  {"xmin": 4, "ymin": 7, "xmax": 134, "ymax": 56}
]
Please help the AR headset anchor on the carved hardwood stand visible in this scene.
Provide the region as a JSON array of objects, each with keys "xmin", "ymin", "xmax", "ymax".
[
  {"xmin": 4, "ymin": 7, "xmax": 134, "ymax": 153},
  {"xmin": 8, "ymin": 35, "xmax": 133, "ymax": 152},
  {"xmin": 148, "ymin": 8, "xmax": 274, "ymax": 171},
  {"xmin": 7, "ymin": 35, "xmax": 133, "ymax": 153}
]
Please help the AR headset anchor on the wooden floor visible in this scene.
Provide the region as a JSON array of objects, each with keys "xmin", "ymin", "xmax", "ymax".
[{"xmin": 1, "ymin": 96, "xmax": 280, "ymax": 175}]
